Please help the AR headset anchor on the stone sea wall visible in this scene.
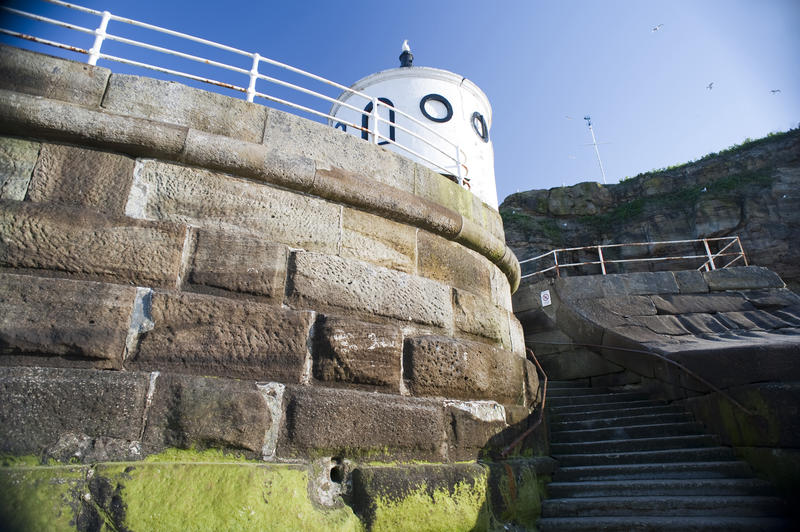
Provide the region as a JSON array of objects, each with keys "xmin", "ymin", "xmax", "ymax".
[
  {"xmin": 0, "ymin": 45, "xmax": 550, "ymax": 530},
  {"xmin": 502, "ymin": 128, "xmax": 800, "ymax": 290}
]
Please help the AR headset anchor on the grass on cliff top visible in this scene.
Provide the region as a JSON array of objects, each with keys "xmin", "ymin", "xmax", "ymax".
[{"xmin": 623, "ymin": 127, "xmax": 797, "ymax": 180}]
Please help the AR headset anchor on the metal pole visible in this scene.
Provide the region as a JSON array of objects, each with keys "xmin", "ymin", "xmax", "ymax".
[
  {"xmin": 454, "ymin": 146, "xmax": 462, "ymax": 184},
  {"xmin": 371, "ymin": 97, "xmax": 380, "ymax": 144},
  {"xmin": 598, "ymin": 245, "xmax": 607, "ymax": 275},
  {"xmin": 88, "ymin": 10, "xmax": 111, "ymax": 66},
  {"xmin": 585, "ymin": 116, "xmax": 607, "ymax": 184},
  {"xmin": 554, "ymin": 251, "xmax": 560, "ymax": 277},
  {"xmin": 703, "ymin": 238, "xmax": 716, "ymax": 270},
  {"xmin": 737, "ymin": 236, "xmax": 749, "ymax": 266},
  {"xmin": 246, "ymin": 53, "xmax": 260, "ymax": 102}
]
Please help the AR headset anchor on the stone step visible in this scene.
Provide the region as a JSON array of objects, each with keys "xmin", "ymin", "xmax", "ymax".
[
  {"xmin": 541, "ymin": 495, "xmax": 788, "ymax": 518},
  {"xmin": 554, "ymin": 461, "xmax": 753, "ymax": 482},
  {"xmin": 550, "ymin": 403, "xmax": 686, "ymax": 423},
  {"xmin": 537, "ymin": 515, "xmax": 791, "ymax": 532},
  {"xmin": 551, "ymin": 412, "xmax": 694, "ymax": 432},
  {"xmin": 550, "ymin": 434, "xmax": 720, "ymax": 455},
  {"xmin": 553, "ymin": 446, "xmax": 736, "ymax": 467},
  {"xmin": 547, "ymin": 391, "xmax": 651, "ymax": 407},
  {"xmin": 549, "ymin": 398, "xmax": 670, "ymax": 415},
  {"xmin": 546, "ymin": 380, "xmax": 592, "ymax": 389},
  {"xmin": 546, "ymin": 478, "xmax": 779, "ymax": 498},
  {"xmin": 550, "ymin": 422, "xmax": 705, "ymax": 444},
  {"xmin": 547, "ymin": 387, "xmax": 610, "ymax": 397}
]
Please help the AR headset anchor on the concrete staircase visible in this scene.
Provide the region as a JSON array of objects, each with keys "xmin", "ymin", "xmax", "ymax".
[{"xmin": 537, "ymin": 381, "xmax": 791, "ymax": 531}]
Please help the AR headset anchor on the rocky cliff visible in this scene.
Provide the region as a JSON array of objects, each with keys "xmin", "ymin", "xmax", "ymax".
[{"xmin": 501, "ymin": 129, "xmax": 800, "ymax": 290}]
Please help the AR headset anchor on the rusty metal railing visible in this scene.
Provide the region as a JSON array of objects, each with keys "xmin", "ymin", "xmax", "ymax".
[
  {"xmin": 520, "ymin": 236, "xmax": 748, "ymax": 280},
  {"xmin": 0, "ymin": 0, "xmax": 468, "ymax": 183}
]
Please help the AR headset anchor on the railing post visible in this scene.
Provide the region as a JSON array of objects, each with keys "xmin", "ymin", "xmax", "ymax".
[
  {"xmin": 597, "ymin": 245, "xmax": 607, "ymax": 275},
  {"xmin": 454, "ymin": 146, "xmax": 463, "ymax": 185},
  {"xmin": 371, "ymin": 97, "xmax": 380, "ymax": 144},
  {"xmin": 246, "ymin": 53, "xmax": 260, "ymax": 102},
  {"xmin": 702, "ymin": 238, "xmax": 716, "ymax": 270},
  {"xmin": 553, "ymin": 250, "xmax": 560, "ymax": 277},
  {"xmin": 88, "ymin": 10, "xmax": 111, "ymax": 66},
  {"xmin": 737, "ymin": 236, "xmax": 749, "ymax": 266}
]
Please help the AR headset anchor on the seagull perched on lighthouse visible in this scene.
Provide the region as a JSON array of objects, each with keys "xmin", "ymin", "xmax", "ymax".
[
  {"xmin": 399, "ymin": 40, "xmax": 413, "ymax": 67},
  {"xmin": 652, "ymin": 24, "xmax": 663, "ymax": 32},
  {"xmin": 402, "ymin": 40, "xmax": 411, "ymax": 53},
  {"xmin": 707, "ymin": 82, "xmax": 714, "ymax": 90}
]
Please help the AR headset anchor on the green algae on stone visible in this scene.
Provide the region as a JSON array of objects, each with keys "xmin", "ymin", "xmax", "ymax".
[
  {"xmin": 371, "ymin": 479, "xmax": 489, "ymax": 532},
  {"xmin": 117, "ymin": 462, "xmax": 363, "ymax": 532},
  {"xmin": 0, "ymin": 465, "xmax": 86, "ymax": 531}
]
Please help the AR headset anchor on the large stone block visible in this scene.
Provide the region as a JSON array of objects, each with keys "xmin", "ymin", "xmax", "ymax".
[
  {"xmin": 313, "ymin": 316, "xmax": 403, "ymax": 392},
  {"xmin": 27, "ymin": 143, "xmax": 135, "ymax": 216},
  {"xmin": 445, "ymin": 401, "xmax": 507, "ymax": 460},
  {"xmin": 0, "ymin": 136, "xmax": 38, "ymax": 201},
  {"xmin": 181, "ymin": 128, "xmax": 316, "ymax": 191},
  {"xmin": 0, "ymin": 89, "xmax": 188, "ymax": 159},
  {"xmin": 404, "ymin": 335, "xmax": 524, "ymax": 404},
  {"xmin": 0, "ymin": 367, "xmax": 149, "ymax": 455},
  {"xmin": 0, "ymin": 44, "xmax": 111, "ymax": 106},
  {"xmin": 674, "ymin": 270, "xmax": 709, "ymax": 294},
  {"xmin": 0, "ymin": 199, "xmax": 185, "ymax": 287},
  {"xmin": 538, "ymin": 349, "xmax": 624, "ymax": 380},
  {"xmin": 185, "ymin": 229, "xmax": 288, "ymax": 301},
  {"xmin": 349, "ymin": 463, "xmax": 488, "ymax": 530},
  {"xmin": 262, "ymin": 108, "xmax": 416, "ymax": 193},
  {"xmin": 102, "ymin": 74, "xmax": 268, "ymax": 143},
  {"xmin": 128, "ymin": 291, "xmax": 314, "ymax": 382},
  {"xmin": 704, "ymin": 266, "xmax": 785, "ymax": 291},
  {"xmin": 130, "ymin": 160, "xmax": 340, "ymax": 253},
  {"xmin": 601, "ymin": 271, "xmax": 680, "ymax": 296},
  {"xmin": 0, "ymin": 273, "xmax": 135, "ymax": 367},
  {"xmin": 453, "ymin": 288, "xmax": 512, "ymax": 347},
  {"xmin": 651, "ymin": 293, "xmax": 755, "ymax": 315},
  {"xmin": 143, "ymin": 373, "xmax": 270, "ymax": 454},
  {"xmin": 288, "ymin": 251, "xmax": 453, "ymax": 329},
  {"xmin": 490, "ymin": 264, "xmax": 513, "ymax": 311},
  {"xmin": 278, "ymin": 386, "xmax": 446, "ymax": 461},
  {"xmin": 417, "ymin": 230, "xmax": 492, "ymax": 298},
  {"xmin": 340, "ymin": 207, "xmax": 416, "ymax": 274}
]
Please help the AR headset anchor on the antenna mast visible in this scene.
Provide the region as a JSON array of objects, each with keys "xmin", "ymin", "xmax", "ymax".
[{"xmin": 584, "ymin": 115, "xmax": 607, "ymax": 184}]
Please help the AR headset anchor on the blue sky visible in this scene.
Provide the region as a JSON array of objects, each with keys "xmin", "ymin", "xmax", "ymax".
[{"xmin": 2, "ymin": 0, "xmax": 798, "ymax": 203}]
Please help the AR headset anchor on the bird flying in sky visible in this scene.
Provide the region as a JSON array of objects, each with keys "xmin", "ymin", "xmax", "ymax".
[
  {"xmin": 770, "ymin": 89, "xmax": 781, "ymax": 94},
  {"xmin": 707, "ymin": 82, "xmax": 714, "ymax": 90},
  {"xmin": 652, "ymin": 24, "xmax": 663, "ymax": 32}
]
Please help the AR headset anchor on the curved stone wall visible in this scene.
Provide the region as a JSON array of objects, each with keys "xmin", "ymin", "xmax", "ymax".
[{"xmin": 0, "ymin": 45, "xmax": 536, "ymax": 468}]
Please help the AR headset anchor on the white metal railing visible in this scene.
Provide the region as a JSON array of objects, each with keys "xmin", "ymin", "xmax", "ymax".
[
  {"xmin": 519, "ymin": 236, "xmax": 748, "ymax": 279},
  {"xmin": 0, "ymin": 0, "xmax": 469, "ymax": 183}
]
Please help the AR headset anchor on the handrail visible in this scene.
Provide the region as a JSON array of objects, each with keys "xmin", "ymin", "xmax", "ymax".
[
  {"xmin": 0, "ymin": 0, "xmax": 469, "ymax": 182},
  {"xmin": 520, "ymin": 236, "xmax": 748, "ymax": 279}
]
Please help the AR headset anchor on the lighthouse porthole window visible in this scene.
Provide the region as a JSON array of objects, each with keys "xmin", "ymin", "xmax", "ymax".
[
  {"xmin": 471, "ymin": 112, "xmax": 489, "ymax": 142},
  {"xmin": 419, "ymin": 93, "xmax": 453, "ymax": 123}
]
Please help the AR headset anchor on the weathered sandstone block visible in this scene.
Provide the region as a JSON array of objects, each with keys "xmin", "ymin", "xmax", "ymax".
[
  {"xmin": 143, "ymin": 373, "xmax": 269, "ymax": 454},
  {"xmin": 417, "ymin": 230, "xmax": 491, "ymax": 298},
  {"xmin": 0, "ymin": 44, "xmax": 111, "ymax": 106},
  {"xmin": 0, "ymin": 367, "xmax": 149, "ymax": 455},
  {"xmin": 102, "ymin": 74, "xmax": 267, "ymax": 143},
  {"xmin": 340, "ymin": 207, "xmax": 416, "ymax": 274},
  {"xmin": 28, "ymin": 143, "xmax": 135, "ymax": 215},
  {"xmin": 288, "ymin": 251, "xmax": 452, "ymax": 329},
  {"xmin": 453, "ymin": 288, "xmax": 512, "ymax": 347},
  {"xmin": 404, "ymin": 335, "xmax": 524, "ymax": 404},
  {"xmin": 0, "ymin": 199, "xmax": 185, "ymax": 287},
  {"xmin": 0, "ymin": 273, "xmax": 135, "ymax": 367},
  {"xmin": 704, "ymin": 266, "xmax": 785, "ymax": 291},
  {"xmin": 131, "ymin": 160, "xmax": 340, "ymax": 253},
  {"xmin": 0, "ymin": 136, "xmax": 38, "ymax": 201},
  {"xmin": 278, "ymin": 386, "xmax": 446, "ymax": 461},
  {"xmin": 185, "ymin": 229, "xmax": 288, "ymax": 301},
  {"xmin": 128, "ymin": 290, "xmax": 314, "ymax": 381},
  {"xmin": 445, "ymin": 401, "xmax": 507, "ymax": 461},
  {"xmin": 313, "ymin": 316, "xmax": 403, "ymax": 391}
]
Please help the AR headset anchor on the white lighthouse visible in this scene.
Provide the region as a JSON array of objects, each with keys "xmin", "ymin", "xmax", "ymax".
[{"xmin": 329, "ymin": 42, "xmax": 498, "ymax": 209}]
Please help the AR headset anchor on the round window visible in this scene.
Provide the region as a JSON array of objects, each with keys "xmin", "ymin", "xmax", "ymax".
[{"xmin": 419, "ymin": 93, "xmax": 453, "ymax": 123}]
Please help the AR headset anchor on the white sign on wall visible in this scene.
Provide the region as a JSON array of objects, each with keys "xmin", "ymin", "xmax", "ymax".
[{"xmin": 540, "ymin": 290, "xmax": 552, "ymax": 307}]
